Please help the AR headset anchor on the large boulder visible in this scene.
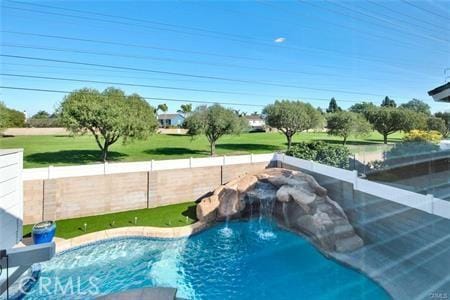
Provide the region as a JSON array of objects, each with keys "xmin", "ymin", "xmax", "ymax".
[{"xmin": 196, "ymin": 168, "xmax": 364, "ymax": 253}]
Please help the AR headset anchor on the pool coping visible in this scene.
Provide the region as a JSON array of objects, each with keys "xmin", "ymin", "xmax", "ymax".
[{"xmin": 51, "ymin": 221, "xmax": 209, "ymax": 253}]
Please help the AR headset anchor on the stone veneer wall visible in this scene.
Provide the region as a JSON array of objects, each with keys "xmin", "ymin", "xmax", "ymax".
[{"xmin": 23, "ymin": 162, "xmax": 271, "ymax": 224}]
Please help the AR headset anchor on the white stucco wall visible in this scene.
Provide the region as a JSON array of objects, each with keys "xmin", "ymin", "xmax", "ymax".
[{"xmin": 0, "ymin": 149, "xmax": 23, "ymax": 250}]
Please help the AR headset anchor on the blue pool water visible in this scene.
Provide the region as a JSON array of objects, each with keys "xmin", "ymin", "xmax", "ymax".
[{"xmin": 25, "ymin": 220, "xmax": 390, "ymax": 299}]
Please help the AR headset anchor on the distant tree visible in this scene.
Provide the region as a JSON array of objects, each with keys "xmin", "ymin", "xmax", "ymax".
[
  {"xmin": 326, "ymin": 111, "xmax": 372, "ymax": 145},
  {"xmin": 185, "ymin": 104, "xmax": 246, "ymax": 156},
  {"xmin": 59, "ymin": 87, "xmax": 157, "ymax": 162},
  {"xmin": 178, "ymin": 104, "xmax": 192, "ymax": 115},
  {"xmin": 156, "ymin": 103, "xmax": 168, "ymax": 113},
  {"xmin": 31, "ymin": 110, "xmax": 51, "ymax": 119},
  {"xmin": 349, "ymin": 102, "xmax": 377, "ymax": 116},
  {"xmin": 380, "ymin": 96, "xmax": 396, "ymax": 108},
  {"xmin": 399, "ymin": 99, "xmax": 431, "ymax": 115},
  {"xmin": 263, "ymin": 100, "xmax": 323, "ymax": 150},
  {"xmin": 427, "ymin": 117, "xmax": 448, "ymax": 137},
  {"xmin": 317, "ymin": 107, "xmax": 325, "ymax": 115},
  {"xmin": 28, "ymin": 110, "xmax": 63, "ymax": 127},
  {"xmin": 231, "ymin": 109, "xmax": 247, "ymax": 117},
  {"xmin": 326, "ymin": 97, "xmax": 342, "ymax": 113},
  {"xmin": 366, "ymin": 107, "xmax": 406, "ymax": 144}
]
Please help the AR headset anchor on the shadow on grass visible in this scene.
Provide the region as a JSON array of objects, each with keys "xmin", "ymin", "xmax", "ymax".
[
  {"xmin": 181, "ymin": 204, "xmax": 198, "ymax": 221},
  {"xmin": 144, "ymin": 147, "xmax": 209, "ymax": 156},
  {"xmin": 216, "ymin": 143, "xmax": 281, "ymax": 152},
  {"xmin": 161, "ymin": 133, "xmax": 189, "ymax": 137},
  {"xmin": 310, "ymin": 139, "xmax": 381, "ymax": 146},
  {"xmin": 26, "ymin": 150, "xmax": 127, "ymax": 165},
  {"xmin": 366, "ymin": 138, "xmax": 402, "ymax": 143}
]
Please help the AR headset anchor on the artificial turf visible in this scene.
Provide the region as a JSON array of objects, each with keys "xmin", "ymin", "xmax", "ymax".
[{"xmin": 22, "ymin": 201, "xmax": 197, "ymax": 239}]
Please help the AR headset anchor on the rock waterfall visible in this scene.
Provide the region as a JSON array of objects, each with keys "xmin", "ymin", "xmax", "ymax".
[{"xmin": 197, "ymin": 168, "xmax": 363, "ymax": 253}]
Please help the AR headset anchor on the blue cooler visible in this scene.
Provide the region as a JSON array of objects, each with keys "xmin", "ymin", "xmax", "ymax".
[{"xmin": 32, "ymin": 221, "xmax": 56, "ymax": 244}]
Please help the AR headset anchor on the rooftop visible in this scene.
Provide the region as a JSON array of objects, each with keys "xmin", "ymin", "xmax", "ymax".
[{"xmin": 428, "ymin": 82, "xmax": 450, "ymax": 102}]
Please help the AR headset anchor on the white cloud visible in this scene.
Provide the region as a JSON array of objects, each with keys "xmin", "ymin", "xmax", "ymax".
[{"xmin": 274, "ymin": 37, "xmax": 286, "ymax": 43}]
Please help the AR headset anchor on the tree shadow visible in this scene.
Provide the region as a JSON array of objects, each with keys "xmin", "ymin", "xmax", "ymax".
[
  {"xmin": 162, "ymin": 133, "xmax": 189, "ymax": 137},
  {"xmin": 144, "ymin": 147, "xmax": 209, "ymax": 156},
  {"xmin": 216, "ymin": 143, "xmax": 281, "ymax": 152},
  {"xmin": 181, "ymin": 204, "xmax": 198, "ymax": 221},
  {"xmin": 366, "ymin": 138, "xmax": 402, "ymax": 143},
  {"xmin": 310, "ymin": 139, "xmax": 381, "ymax": 146},
  {"xmin": 26, "ymin": 150, "xmax": 127, "ymax": 165}
]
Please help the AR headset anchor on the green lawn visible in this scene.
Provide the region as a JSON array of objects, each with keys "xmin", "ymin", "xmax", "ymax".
[
  {"xmin": 0, "ymin": 131, "xmax": 403, "ymax": 168},
  {"xmin": 23, "ymin": 202, "xmax": 197, "ymax": 239}
]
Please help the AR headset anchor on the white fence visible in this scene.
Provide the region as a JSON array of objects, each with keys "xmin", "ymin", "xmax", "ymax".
[
  {"xmin": 274, "ymin": 153, "xmax": 450, "ymax": 220},
  {"xmin": 23, "ymin": 153, "xmax": 276, "ymax": 181},
  {"xmin": 22, "ymin": 152, "xmax": 450, "ymax": 220}
]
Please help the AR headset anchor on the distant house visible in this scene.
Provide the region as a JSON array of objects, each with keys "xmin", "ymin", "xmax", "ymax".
[
  {"xmin": 428, "ymin": 82, "xmax": 450, "ymax": 103},
  {"xmin": 246, "ymin": 115, "xmax": 266, "ymax": 132},
  {"xmin": 158, "ymin": 113, "xmax": 185, "ymax": 127}
]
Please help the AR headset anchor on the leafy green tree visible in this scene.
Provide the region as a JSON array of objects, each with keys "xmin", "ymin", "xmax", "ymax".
[
  {"xmin": 8, "ymin": 109, "xmax": 26, "ymax": 127},
  {"xmin": 326, "ymin": 111, "xmax": 371, "ymax": 145},
  {"xmin": 381, "ymin": 96, "xmax": 396, "ymax": 108},
  {"xmin": 326, "ymin": 97, "xmax": 341, "ymax": 113},
  {"xmin": 400, "ymin": 109, "xmax": 428, "ymax": 132},
  {"xmin": 366, "ymin": 107, "xmax": 405, "ymax": 144},
  {"xmin": 348, "ymin": 102, "xmax": 377, "ymax": 116},
  {"xmin": 399, "ymin": 99, "xmax": 431, "ymax": 115},
  {"xmin": 0, "ymin": 102, "xmax": 25, "ymax": 129},
  {"xmin": 59, "ymin": 87, "xmax": 157, "ymax": 162},
  {"xmin": 185, "ymin": 104, "xmax": 246, "ymax": 156},
  {"xmin": 263, "ymin": 100, "xmax": 323, "ymax": 150},
  {"xmin": 0, "ymin": 102, "xmax": 8, "ymax": 132},
  {"xmin": 427, "ymin": 117, "xmax": 448, "ymax": 137}
]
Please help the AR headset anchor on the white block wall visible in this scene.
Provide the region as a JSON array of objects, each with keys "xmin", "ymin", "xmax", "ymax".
[{"xmin": 0, "ymin": 149, "xmax": 23, "ymax": 249}]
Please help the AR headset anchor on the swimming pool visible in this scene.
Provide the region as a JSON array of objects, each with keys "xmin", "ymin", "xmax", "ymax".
[{"xmin": 24, "ymin": 219, "xmax": 389, "ymax": 299}]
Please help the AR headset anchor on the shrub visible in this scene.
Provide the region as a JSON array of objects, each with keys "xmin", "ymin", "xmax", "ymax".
[
  {"xmin": 403, "ymin": 130, "xmax": 442, "ymax": 143},
  {"xmin": 385, "ymin": 141, "xmax": 440, "ymax": 160},
  {"xmin": 286, "ymin": 141, "xmax": 351, "ymax": 169}
]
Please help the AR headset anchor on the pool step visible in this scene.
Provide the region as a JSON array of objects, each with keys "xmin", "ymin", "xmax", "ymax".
[
  {"xmin": 333, "ymin": 224, "xmax": 355, "ymax": 240},
  {"xmin": 96, "ymin": 287, "xmax": 178, "ymax": 300},
  {"xmin": 335, "ymin": 235, "xmax": 364, "ymax": 252}
]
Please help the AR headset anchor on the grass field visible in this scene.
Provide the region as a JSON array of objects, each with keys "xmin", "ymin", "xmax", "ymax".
[
  {"xmin": 22, "ymin": 202, "xmax": 197, "ymax": 239},
  {"xmin": 0, "ymin": 131, "xmax": 403, "ymax": 168}
]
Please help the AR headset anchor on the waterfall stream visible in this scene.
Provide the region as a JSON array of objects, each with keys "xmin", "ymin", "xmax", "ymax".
[{"xmin": 245, "ymin": 182, "xmax": 278, "ymax": 240}]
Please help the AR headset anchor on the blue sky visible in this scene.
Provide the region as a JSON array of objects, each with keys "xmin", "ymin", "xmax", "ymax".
[{"xmin": 1, "ymin": 0, "xmax": 449, "ymax": 116}]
